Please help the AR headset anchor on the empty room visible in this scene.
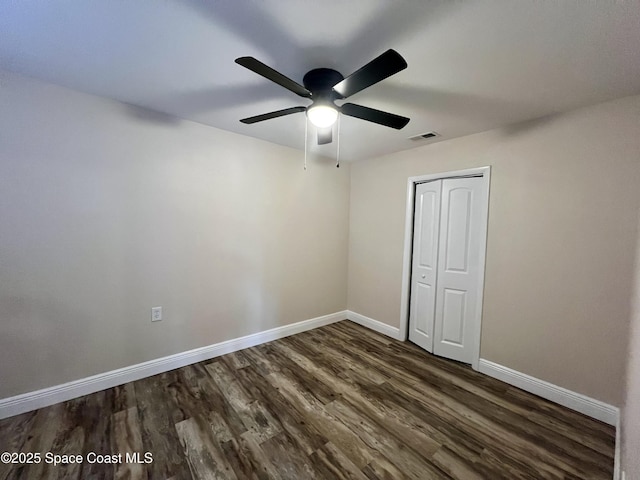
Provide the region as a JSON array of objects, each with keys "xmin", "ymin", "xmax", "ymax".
[{"xmin": 1, "ymin": 1, "xmax": 640, "ymax": 479}]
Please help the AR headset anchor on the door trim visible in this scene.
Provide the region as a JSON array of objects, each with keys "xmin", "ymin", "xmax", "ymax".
[{"xmin": 399, "ymin": 166, "xmax": 491, "ymax": 370}]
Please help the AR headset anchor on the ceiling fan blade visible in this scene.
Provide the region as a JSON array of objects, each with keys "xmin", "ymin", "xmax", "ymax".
[
  {"xmin": 317, "ymin": 127, "xmax": 332, "ymax": 145},
  {"xmin": 332, "ymin": 49, "xmax": 407, "ymax": 98},
  {"xmin": 236, "ymin": 57, "xmax": 312, "ymax": 98},
  {"xmin": 340, "ymin": 103, "xmax": 410, "ymax": 129},
  {"xmin": 240, "ymin": 106, "xmax": 306, "ymax": 124}
]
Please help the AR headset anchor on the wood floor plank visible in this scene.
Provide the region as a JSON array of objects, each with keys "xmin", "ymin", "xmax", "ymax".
[
  {"xmin": 0, "ymin": 411, "xmax": 37, "ymax": 480},
  {"xmin": 361, "ymin": 456, "xmax": 412, "ymax": 480},
  {"xmin": 233, "ymin": 365, "xmax": 327, "ymax": 456},
  {"xmin": 255, "ymin": 339, "xmax": 342, "ymax": 405},
  {"xmin": 376, "ymin": 379, "xmax": 575, "ymax": 479},
  {"xmin": 265, "ymin": 369, "xmax": 376, "ymax": 469},
  {"xmin": 175, "ymin": 416, "xmax": 237, "ymax": 480},
  {"xmin": 344, "ymin": 367, "xmax": 488, "ymax": 462},
  {"xmin": 48, "ymin": 422, "xmax": 84, "ymax": 480},
  {"xmin": 368, "ymin": 341, "xmax": 613, "ymax": 473},
  {"xmin": 325, "ymin": 398, "xmax": 450, "ymax": 480},
  {"xmin": 205, "ymin": 361, "xmax": 281, "ymax": 443},
  {"xmin": 259, "ymin": 432, "xmax": 323, "ymax": 479},
  {"xmin": 206, "ymin": 411, "xmax": 267, "ymax": 480},
  {"xmin": 111, "ymin": 407, "xmax": 147, "ymax": 480},
  {"xmin": 317, "ymin": 322, "xmax": 615, "ymax": 477},
  {"xmin": 330, "ymin": 321, "xmax": 393, "ymax": 346},
  {"xmin": 185, "ymin": 363, "xmax": 247, "ymax": 439},
  {"xmin": 309, "ymin": 327, "xmax": 425, "ymax": 387},
  {"xmin": 237, "ymin": 431, "xmax": 284, "ymax": 480},
  {"xmin": 431, "ymin": 446, "xmax": 486, "ymax": 480},
  {"xmin": 279, "ymin": 330, "xmax": 490, "ymax": 467},
  {"xmin": 72, "ymin": 389, "xmax": 118, "ymax": 479},
  {"xmin": 240, "ymin": 344, "xmax": 282, "ymax": 377},
  {"xmin": 309, "ymin": 442, "xmax": 370, "ymax": 480},
  {"xmin": 287, "ymin": 332, "xmax": 391, "ymax": 385},
  {"xmin": 134, "ymin": 373, "xmax": 191, "ymax": 479},
  {"xmin": 0, "ymin": 320, "xmax": 616, "ymax": 479},
  {"xmin": 112, "ymin": 382, "xmax": 137, "ymax": 414},
  {"xmin": 9, "ymin": 403, "xmax": 67, "ymax": 479},
  {"xmin": 505, "ymin": 385, "xmax": 615, "ymax": 441},
  {"xmin": 222, "ymin": 350, "xmax": 252, "ymax": 370},
  {"xmin": 388, "ymin": 341, "xmax": 613, "ymax": 455},
  {"xmin": 271, "ymin": 335, "xmax": 451, "ymax": 466},
  {"xmin": 354, "ymin": 333, "xmax": 614, "ymax": 468}
]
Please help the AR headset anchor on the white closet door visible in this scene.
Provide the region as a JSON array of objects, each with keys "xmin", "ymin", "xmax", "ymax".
[
  {"xmin": 408, "ymin": 180, "xmax": 442, "ymax": 352},
  {"xmin": 433, "ymin": 177, "xmax": 483, "ymax": 363}
]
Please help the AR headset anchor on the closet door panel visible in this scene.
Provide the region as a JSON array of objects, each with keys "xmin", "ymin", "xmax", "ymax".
[
  {"xmin": 408, "ymin": 180, "xmax": 442, "ymax": 352},
  {"xmin": 433, "ymin": 177, "xmax": 483, "ymax": 363},
  {"xmin": 441, "ymin": 288, "xmax": 466, "ymax": 346}
]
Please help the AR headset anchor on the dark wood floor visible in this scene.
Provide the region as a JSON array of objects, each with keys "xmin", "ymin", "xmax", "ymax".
[{"xmin": 0, "ymin": 321, "xmax": 615, "ymax": 479}]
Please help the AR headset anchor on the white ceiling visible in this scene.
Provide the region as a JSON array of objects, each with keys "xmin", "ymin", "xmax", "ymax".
[{"xmin": 1, "ymin": 0, "xmax": 640, "ymax": 161}]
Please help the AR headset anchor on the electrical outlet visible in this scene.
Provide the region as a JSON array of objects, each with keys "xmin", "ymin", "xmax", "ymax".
[
  {"xmin": 151, "ymin": 306, "xmax": 162, "ymax": 322},
  {"xmin": 621, "ymin": 471, "xmax": 625, "ymax": 480}
]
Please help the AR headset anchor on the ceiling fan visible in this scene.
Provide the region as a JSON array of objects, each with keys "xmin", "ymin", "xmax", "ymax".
[{"xmin": 235, "ymin": 49, "xmax": 410, "ymax": 145}]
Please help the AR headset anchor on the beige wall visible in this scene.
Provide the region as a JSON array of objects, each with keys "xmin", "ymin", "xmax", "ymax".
[
  {"xmin": 0, "ymin": 71, "xmax": 350, "ymax": 398},
  {"xmin": 2, "ymin": 68, "xmax": 639, "ymax": 411},
  {"xmin": 622, "ymin": 212, "xmax": 640, "ymax": 478},
  {"xmin": 348, "ymin": 94, "xmax": 640, "ymax": 406}
]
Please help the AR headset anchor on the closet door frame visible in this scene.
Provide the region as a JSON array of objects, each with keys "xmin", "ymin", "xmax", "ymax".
[{"xmin": 399, "ymin": 166, "xmax": 491, "ymax": 371}]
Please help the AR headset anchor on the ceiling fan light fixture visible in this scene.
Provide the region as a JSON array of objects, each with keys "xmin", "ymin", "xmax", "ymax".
[
  {"xmin": 236, "ymin": 50, "xmax": 410, "ymax": 144},
  {"xmin": 307, "ymin": 105, "xmax": 338, "ymax": 128}
]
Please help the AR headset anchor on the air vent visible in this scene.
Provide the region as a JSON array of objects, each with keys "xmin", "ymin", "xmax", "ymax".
[{"xmin": 409, "ymin": 131, "xmax": 439, "ymax": 141}]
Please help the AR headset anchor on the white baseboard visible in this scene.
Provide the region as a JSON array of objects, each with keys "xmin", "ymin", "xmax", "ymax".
[
  {"xmin": 0, "ymin": 310, "xmax": 347, "ymax": 420},
  {"xmin": 478, "ymin": 359, "xmax": 619, "ymax": 426},
  {"xmin": 346, "ymin": 311, "xmax": 402, "ymax": 340}
]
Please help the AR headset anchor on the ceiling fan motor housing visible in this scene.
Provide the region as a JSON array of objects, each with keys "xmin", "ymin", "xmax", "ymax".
[{"xmin": 303, "ymin": 68, "xmax": 345, "ymax": 104}]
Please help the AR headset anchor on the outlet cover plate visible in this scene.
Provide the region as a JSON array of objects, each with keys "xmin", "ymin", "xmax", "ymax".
[{"xmin": 151, "ymin": 306, "xmax": 162, "ymax": 322}]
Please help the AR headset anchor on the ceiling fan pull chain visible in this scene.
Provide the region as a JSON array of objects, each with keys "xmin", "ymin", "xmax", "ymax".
[
  {"xmin": 304, "ymin": 115, "xmax": 308, "ymax": 171},
  {"xmin": 336, "ymin": 115, "xmax": 341, "ymax": 168}
]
